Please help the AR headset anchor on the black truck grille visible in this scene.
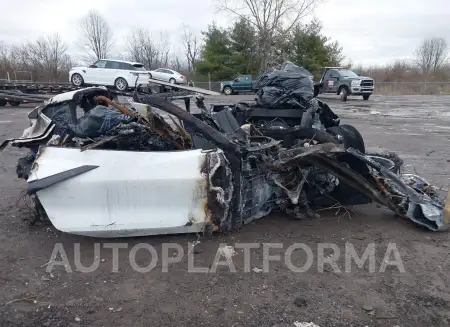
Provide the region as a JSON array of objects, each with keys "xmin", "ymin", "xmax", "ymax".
[{"xmin": 361, "ymin": 80, "xmax": 374, "ymax": 87}]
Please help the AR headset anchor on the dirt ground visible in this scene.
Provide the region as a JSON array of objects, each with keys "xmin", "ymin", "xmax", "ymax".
[{"xmin": 1, "ymin": 94, "xmax": 450, "ymax": 327}]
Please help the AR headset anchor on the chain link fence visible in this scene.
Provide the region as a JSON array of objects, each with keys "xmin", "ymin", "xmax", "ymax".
[
  {"xmin": 373, "ymin": 82, "xmax": 450, "ymax": 95},
  {"xmin": 2, "ymin": 72, "xmax": 450, "ymax": 95},
  {"xmin": 192, "ymin": 81, "xmax": 450, "ymax": 95},
  {"xmin": 191, "ymin": 82, "xmax": 222, "ymax": 93}
]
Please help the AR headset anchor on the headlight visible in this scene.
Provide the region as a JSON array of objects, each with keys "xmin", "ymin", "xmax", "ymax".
[{"xmin": 351, "ymin": 80, "xmax": 361, "ymax": 86}]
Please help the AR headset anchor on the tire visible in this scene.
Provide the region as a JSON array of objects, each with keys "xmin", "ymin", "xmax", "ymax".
[
  {"xmin": 327, "ymin": 124, "xmax": 365, "ymax": 153},
  {"xmin": 169, "ymin": 78, "xmax": 176, "ymax": 84},
  {"xmin": 363, "ymin": 95, "xmax": 370, "ymax": 100},
  {"xmin": 327, "ymin": 124, "xmax": 368, "ymax": 176},
  {"xmin": 71, "ymin": 73, "xmax": 84, "ymax": 87},
  {"xmin": 8, "ymin": 101, "xmax": 21, "ymax": 107},
  {"xmin": 0, "ymin": 98, "xmax": 6, "ymax": 106},
  {"xmin": 149, "ymin": 73, "xmax": 153, "ymax": 79},
  {"xmin": 223, "ymin": 86, "xmax": 232, "ymax": 95},
  {"xmin": 114, "ymin": 77, "xmax": 128, "ymax": 91},
  {"xmin": 338, "ymin": 86, "xmax": 348, "ymax": 102}
]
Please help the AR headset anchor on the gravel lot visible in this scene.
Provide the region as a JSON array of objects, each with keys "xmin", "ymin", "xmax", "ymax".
[{"xmin": 1, "ymin": 94, "xmax": 450, "ymax": 327}]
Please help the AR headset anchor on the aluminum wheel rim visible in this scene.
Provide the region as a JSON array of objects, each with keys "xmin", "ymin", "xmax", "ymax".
[
  {"xmin": 170, "ymin": 79, "xmax": 175, "ymax": 84},
  {"xmin": 224, "ymin": 88, "xmax": 231, "ymax": 95},
  {"xmin": 72, "ymin": 75, "xmax": 82, "ymax": 85},
  {"xmin": 116, "ymin": 79, "xmax": 126, "ymax": 90}
]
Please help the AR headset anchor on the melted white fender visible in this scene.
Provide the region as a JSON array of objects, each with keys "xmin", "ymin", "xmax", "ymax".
[{"xmin": 29, "ymin": 147, "xmax": 213, "ymax": 237}]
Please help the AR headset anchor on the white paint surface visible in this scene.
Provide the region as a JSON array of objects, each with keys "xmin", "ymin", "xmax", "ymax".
[{"xmin": 29, "ymin": 147, "xmax": 212, "ymax": 237}]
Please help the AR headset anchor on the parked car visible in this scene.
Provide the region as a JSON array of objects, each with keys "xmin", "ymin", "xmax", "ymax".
[
  {"xmin": 69, "ymin": 59, "xmax": 148, "ymax": 91},
  {"xmin": 220, "ymin": 74, "xmax": 254, "ymax": 95},
  {"xmin": 148, "ymin": 68, "xmax": 187, "ymax": 85},
  {"xmin": 220, "ymin": 71, "xmax": 314, "ymax": 95},
  {"xmin": 313, "ymin": 67, "xmax": 374, "ymax": 101}
]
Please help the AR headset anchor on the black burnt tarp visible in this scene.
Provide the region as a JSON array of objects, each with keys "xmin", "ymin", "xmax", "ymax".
[
  {"xmin": 42, "ymin": 103, "xmax": 133, "ymax": 139},
  {"xmin": 253, "ymin": 61, "xmax": 315, "ymax": 109}
]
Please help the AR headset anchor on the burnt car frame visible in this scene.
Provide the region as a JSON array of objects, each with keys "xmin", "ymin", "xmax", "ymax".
[{"xmin": 1, "ymin": 85, "xmax": 449, "ymax": 237}]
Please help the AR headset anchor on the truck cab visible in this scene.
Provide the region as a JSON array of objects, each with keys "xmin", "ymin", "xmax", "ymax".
[
  {"xmin": 314, "ymin": 67, "xmax": 374, "ymax": 101},
  {"xmin": 220, "ymin": 75, "xmax": 253, "ymax": 95}
]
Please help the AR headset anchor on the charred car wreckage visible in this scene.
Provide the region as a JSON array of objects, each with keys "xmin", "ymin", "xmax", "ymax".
[{"xmin": 2, "ymin": 61, "xmax": 449, "ymax": 237}]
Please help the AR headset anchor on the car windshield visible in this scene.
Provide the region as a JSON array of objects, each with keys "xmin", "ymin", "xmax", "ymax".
[
  {"xmin": 337, "ymin": 69, "xmax": 358, "ymax": 77},
  {"xmin": 133, "ymin": 64, "xmax": 146, "ymax": 71}
]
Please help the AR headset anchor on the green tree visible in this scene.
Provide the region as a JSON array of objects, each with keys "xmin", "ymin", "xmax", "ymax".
[
  {"xmin": 229, "ymin": 18, "xmax": 259, "ymax": 74},
  {"xmin": 196, "ymin": 18, "xmax": 345, "ymax": 81},
  {"xmin": 216, "ymin": 0, "xmax": 322, "ymax": 71},
  {"xmin": 196, "ymin": 23, "xmax": 236, "ymax": 80},
  {"xmin": 287, "ymin": 19, "xmax": 344, "ymax": 77}
]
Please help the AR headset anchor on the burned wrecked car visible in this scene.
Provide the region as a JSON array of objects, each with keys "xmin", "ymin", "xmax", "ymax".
[{"xmin": 2, "ymin": 62, "xmax": 449, "ymax": 237}]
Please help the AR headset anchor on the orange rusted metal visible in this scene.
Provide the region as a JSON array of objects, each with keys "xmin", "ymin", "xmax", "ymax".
[
  {"xmin": 94, "ymin": 95, "xmax": 189, "ymax": 150},
  {"xmin": 374, "ymin": 176, "xmax": 386, "ymax": 195},
  {"xmin": 93, "ymin": 95, "xmax": 135, "ymax": 117}
]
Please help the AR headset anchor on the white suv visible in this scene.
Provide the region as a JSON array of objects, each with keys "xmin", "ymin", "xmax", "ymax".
[{"xmin": 69, "ymin": 59, "xmax": 148, "ymax": 91}]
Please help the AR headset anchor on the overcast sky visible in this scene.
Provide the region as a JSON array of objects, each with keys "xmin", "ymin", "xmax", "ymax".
[{"xmin": 1, "ymin": 0, "xmax": 449, "ymax": 67}]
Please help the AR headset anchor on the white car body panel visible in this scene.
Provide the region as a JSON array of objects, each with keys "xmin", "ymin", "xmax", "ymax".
[
  {"xmin": 46, "ymin": 86, "xmax": 108, "ymax": 105},
  {"xmin": 97, "ymin": 68, "xmax": 112, "ymax": 84},
  {"xmin": 149, "ymin": 69, "xmax": 161, "ymax": 80},
  {"xmin": 28, "ymin": 147, "xmax": 213, "ymax": 237}
]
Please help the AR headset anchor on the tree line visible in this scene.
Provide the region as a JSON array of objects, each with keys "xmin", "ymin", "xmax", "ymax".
[{"xmin": 0, "ymin": 1, "xmax": 449, "ymax": 85}]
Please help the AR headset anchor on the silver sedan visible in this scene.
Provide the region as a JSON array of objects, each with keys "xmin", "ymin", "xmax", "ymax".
[{"xmin": 148, "ymin": 68, "xmax": 187, "ymax": 84}]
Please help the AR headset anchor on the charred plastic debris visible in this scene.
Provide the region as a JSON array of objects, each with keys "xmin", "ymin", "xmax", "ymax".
[{"xmin": 2, "ymin": 61, "xmax": 449, "ymax": 237}]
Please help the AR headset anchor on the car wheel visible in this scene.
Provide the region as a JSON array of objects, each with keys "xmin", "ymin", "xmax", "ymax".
[
  {"xmin": 169, "ymin": 78, "xmax": 176, "ymax": 84},
  {"xmin": 223, "ymin": 86, "xmax": 232, "ymax": 95},
  {"xmin": 339, "ymin": 86, "xmax": 348, "ymax": 102},
  {"xmin": 71, "ymin": 73, "xmax": 84, "ymax": 87},
  {"xmin": 363, "ymin": 95, "xmax": 370, "ymax": 100},
  {"xmin": 327, "ymin": 124, "xmax": 365, "ymax": 153},
  {"xmin": 0, "ymin": 98, "xmax": 6, "ymax": 106},
  {"xmin": 327, "ymin": 124, "xmax": 368, "ymax": 176},
  {"xmin": 8, "ymin": 101, "xmax": 21, "ymax": 107},
  {"xmin": 115, "ymin": 77, "xmax": 128, "ymax": 91}
]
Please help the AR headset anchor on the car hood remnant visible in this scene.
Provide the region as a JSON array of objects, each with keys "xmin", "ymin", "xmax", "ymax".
[{"xmin": 3, "ymin": 68, "xmax": 449, "ymax": 237}]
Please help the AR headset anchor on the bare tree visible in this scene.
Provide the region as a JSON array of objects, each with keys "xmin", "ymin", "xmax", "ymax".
[
  {"xmin": 156, "ymin": 31, "xmax": 171, "ymax": 68},
  {"xmin": 182, "ymin": 25, "xmax": 199, "ymax": 72},
  {"xmin": 413, "ymin": 37, "xmax": 449, "ymax": 76},
  {"xmin": 0, "ymin": 42, "xmax": 14, "ymax": 77},
  {"xmin": 128, "ymin": 27, "xmax": 157, "ymax": 69},
  {"xmin": 170, "ymin": 55, "xmax": 183, "ymax": 72},
  {"xmin": 25, "ymin": 33, "xmax": 70, "ymax": 81},
  {"xmin": 216, "ymin": 0, "xmax": 321, "ymax": 70},
  {"xmin": 127, "ymin": 28, "xmax": 171, "ymax": 69},
  {"xmin": 79, "ymin": 10, "xmax": 113, "ymax": 61}
]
